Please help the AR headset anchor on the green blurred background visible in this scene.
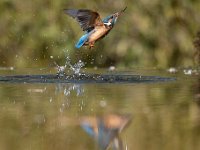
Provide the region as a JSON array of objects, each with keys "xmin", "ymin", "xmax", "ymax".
[{"xmin": 0, "ymin": 0, "xmax": 200, "ymax": 68}]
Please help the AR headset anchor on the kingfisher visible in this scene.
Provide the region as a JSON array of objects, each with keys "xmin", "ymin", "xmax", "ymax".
[{"xmin": 64, "ymin": 7, "xmax": 127, "ymax": 49}]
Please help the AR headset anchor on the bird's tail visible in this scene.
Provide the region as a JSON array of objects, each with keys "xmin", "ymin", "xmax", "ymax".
[
  {"xmin": 75, "ymin": 34, "xmax": 90, "ymax": 48},
  {"xmin": 75, "ymin": 30, "xmax": 95, "ymax": 48}
]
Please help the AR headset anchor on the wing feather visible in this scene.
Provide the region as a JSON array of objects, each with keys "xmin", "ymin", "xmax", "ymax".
[{"xmin": 64, "ymin": 9, "xmax": 104, "ymax": 32}]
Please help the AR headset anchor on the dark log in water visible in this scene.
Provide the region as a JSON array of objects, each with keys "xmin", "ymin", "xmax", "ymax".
[{"xmin": 0, "ymin": 73, "xmax": 176, "ymax": 84}]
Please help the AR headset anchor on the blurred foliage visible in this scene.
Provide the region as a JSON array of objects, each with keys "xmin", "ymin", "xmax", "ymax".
[
  {"xmin": 0, "ymin": 0, "xmax": 200, "ymax": 68},
  {"xmin": 194, "ymin": 31, "xmax": 200, "ymax": 66}
]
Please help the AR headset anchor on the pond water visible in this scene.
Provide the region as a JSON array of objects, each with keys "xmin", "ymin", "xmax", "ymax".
[{"xmin": 0, "ymin": 68, "xmax": 199, "ymax": 150}]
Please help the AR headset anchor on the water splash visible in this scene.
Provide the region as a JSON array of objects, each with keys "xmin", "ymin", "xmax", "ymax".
[
  {"xmin": 64, "ymin": 54, "xmax": 85, "ymax": 75},
  {"xmin": 51, "ymin": 50, "xmax": 85, "ymax": 76},
  {"xmin": 69, "ymin": 60, "xmax": 85, "ymax": 75}
]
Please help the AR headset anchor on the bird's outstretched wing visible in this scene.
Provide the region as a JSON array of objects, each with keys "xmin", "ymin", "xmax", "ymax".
[{"xmin": 64, "ymin": 9, "xmax": 104, "ymax": 32}]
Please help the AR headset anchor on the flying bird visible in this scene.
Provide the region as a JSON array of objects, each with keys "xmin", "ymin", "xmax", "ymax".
[{"xmin": 64, "ymin": 7, "xmax": 127, "ymax": 49}]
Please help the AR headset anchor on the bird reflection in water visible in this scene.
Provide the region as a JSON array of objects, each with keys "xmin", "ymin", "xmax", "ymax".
[{"xmin": 80, "ymin": 114, "xmax": 132, "ymax": 150}]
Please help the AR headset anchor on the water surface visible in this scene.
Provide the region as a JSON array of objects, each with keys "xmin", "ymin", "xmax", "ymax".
[{"xmin": 0, "ymin": 68, "xmax": 199, "ymax": 150}]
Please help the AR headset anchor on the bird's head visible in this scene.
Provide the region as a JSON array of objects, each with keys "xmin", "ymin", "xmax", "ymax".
[{"xmin": 103, "ymin": 6, "xmax": 127, "ymax": 27}]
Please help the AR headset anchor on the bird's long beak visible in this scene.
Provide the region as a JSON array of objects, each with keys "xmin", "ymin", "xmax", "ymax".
[
  {"xmin": 121, "ymin": 6, "xmax": 127, "ymax": 13},
  {"xmin": 117, "ymin": 6, "xmax": 127, "ymax": 16}
]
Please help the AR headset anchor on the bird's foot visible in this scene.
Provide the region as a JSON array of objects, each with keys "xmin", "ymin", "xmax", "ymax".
[{"xmin": 89, "ymin": 43, "xmax": 95, "ymax": 49}]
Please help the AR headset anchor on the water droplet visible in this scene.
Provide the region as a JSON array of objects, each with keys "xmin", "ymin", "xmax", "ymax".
[
  {"xmin": 167, "ymin": 67, "xmax": 178, "ymax": 73},
  {"xmin": 100, "ymin": 100, "xmax": 107, "ymax": 107},
  {"xmin": 10, "ymin": 67, "xmax": 14, "ymax": 70},
  {"xmin": 108, "ymin": 66, "xmax": 115, "ymax": 71},
  {"xmin": 183, "ymin": 69, "xmax": 192, "ymax": 75}
]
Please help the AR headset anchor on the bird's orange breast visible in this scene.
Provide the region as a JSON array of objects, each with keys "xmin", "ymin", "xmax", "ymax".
[{"xmin": 88, "ymin": 26, "xmax": 111, "ymax": 42}]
